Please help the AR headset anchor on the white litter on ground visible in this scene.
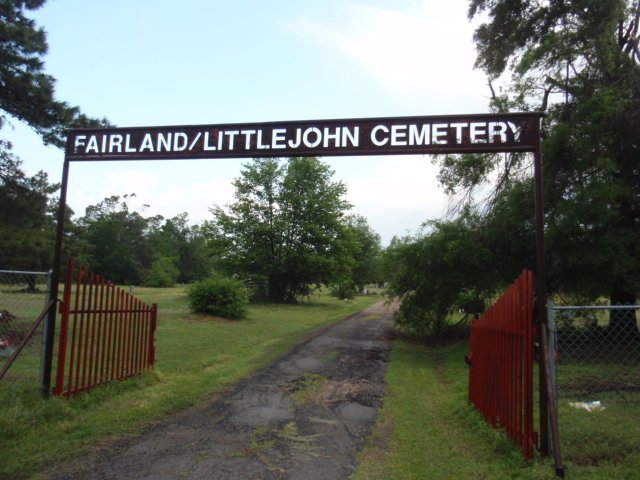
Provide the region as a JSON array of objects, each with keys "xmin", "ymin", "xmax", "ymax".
[{"xmin": 569, "ymin": 400, "xmax": 605, "ymax": 412}]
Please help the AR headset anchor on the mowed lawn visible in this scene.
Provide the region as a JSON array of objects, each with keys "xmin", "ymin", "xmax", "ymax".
[
  {"xmin": 0, "ymin": 286, "xmax": 383, "ymax": 479},
  {"xmin": 354, "ymin": 339, "xmax": 640, "ymax": 480},
  {"xmin": 3, "ymin": 286, "xmax": 636, "ymax": 479}
]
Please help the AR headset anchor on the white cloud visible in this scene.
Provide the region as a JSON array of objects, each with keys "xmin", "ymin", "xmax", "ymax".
[
  {"xmin": 336, "ymin": 155, "xmax": 448, "ymax": 242},
  {"xmin": 67, "ymin": 168, "xmax": 236, "ymax": 222},
  {"xmin": 289, "ymin": 1, "xmax": 488, "ymax": 110},
  {"xmin": 65, "ymin": 158, "xmax": 444, "ymax": 244},
  {"xmin": 152, "ymin": 178, "xmax": 236, "ymax": 222},
  {"xmin": 47, "ymin": 1, "xmax": 485, "ymax": 243}
]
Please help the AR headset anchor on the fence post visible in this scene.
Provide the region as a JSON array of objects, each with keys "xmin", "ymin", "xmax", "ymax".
[
  {"xmin": 41, "ymin": 158, "xmax": 70, "ymax": 398},
  {"xmin": 40, "ymin": 269, "xmax": 56, "ymax": 395},
  {"xmin": 547, "ymin": 300, "xmax": 558, "ymax": 416},
  {"xmin": 148, "ymin": 304, "xmax": 157, "ymax": 367}
]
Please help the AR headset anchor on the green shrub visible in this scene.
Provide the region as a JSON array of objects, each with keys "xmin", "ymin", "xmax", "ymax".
[{"xmin": 187, "ymin": 276, "xmax": 248, "ymax": 319}]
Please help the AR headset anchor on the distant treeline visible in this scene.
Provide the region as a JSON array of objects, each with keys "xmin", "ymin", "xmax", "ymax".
[{"xmin": 0, "ymin": 157, "xmax": 385, "ymax": 303}]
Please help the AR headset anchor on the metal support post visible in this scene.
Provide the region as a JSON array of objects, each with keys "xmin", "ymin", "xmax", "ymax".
[
  {"xmin": 40, "ymin": 269, "xmax": 54, "ymax": 387},
  {"xmin": 533, "ymin": 133, "xmax": 564, "ymax": 476},
  {"xmin": 547, "ymin": 301, "xmax": 558, "ymax": 418},
  {"xmin": 40, "ymin": 159, "xmax": 70, "ymax": 398}
]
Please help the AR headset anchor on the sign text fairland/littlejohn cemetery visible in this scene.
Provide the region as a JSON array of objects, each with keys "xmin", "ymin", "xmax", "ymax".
[{"xmin": 66, "ymin": 113, "xmax": 539, "ymax": 161}]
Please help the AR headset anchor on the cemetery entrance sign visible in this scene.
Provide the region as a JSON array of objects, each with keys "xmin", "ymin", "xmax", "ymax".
[
  {"xmin": 65, "ymin": 113, "xmax": 540, "ymax": 160},
  {"xmin": 48, "ymin": 112, "xmax": 561, "ymax": 470},
  {"xmin": 50, "ymin": 113, "xmax": 545, "ymax": 386}
]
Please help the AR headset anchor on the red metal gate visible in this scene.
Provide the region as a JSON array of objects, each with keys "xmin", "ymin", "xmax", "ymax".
[
  {"xmin": 468, "ymin": 270, "xmax": 536, "ymax": 459},
  {"xmin": 53, "ymin": 261, "xmax": 157, "ymax": 397}
]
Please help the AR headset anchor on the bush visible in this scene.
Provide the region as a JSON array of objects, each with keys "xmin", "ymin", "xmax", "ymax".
[{"xmin": 187, "ymin": 277, "xmax": 249, "ymax": 319}]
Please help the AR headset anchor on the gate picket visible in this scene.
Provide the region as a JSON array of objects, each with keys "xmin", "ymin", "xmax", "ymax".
[
  {"xmin": 53, "ymin": 260, "xmax": 157, "ymax": 397},
  {"xmin": 468, "ymin": 270, "xmax": 536, "ymax": 459}
]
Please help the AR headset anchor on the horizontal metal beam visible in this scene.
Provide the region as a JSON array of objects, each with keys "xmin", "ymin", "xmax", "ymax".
[{"xmin": 65, "ymin": 112, "xmax": 544, "ymax": 161}]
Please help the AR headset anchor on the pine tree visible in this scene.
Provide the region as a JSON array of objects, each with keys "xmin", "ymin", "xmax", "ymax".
[{"xmin": 0, "ymin": 0, "xmax": 108, "ymax": 147}]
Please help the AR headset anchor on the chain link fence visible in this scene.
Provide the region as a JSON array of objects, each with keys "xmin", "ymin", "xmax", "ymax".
[
  {"xmin": 549, "ymin": 302, "xmax": 640, "ymax": 467},
  {"xmin": 0, "ymin": 270, "xmax": 51, "ymax": 394}
]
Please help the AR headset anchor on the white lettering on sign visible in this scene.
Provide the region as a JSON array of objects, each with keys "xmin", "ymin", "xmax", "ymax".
[
  {"xmin": 125, "ymin": 134, "xmax": 137, "ymax": 152},
  {"xmin": 68, "ymin": 119, "xmax": 530, "ymax": 159},
  {"xmin": 174, "ymin": 132, "xmax": 188, "ymax": 151},
  {"xmin": 371, "ymin": 125, "xmax": 389, "ymax": 146},
  {"xmin": 257, "ymin": 130, "xmax": 270, "ymax": 149},
  {"xmin": 272, "ymin": 128, "xmax": 286, "ymax": 149},
  {"xmin": 450, "ymin": 123, "xmax": 468, "ymax": 144},
  {"xmin": 241, "ymin": 130, "xmax": 256, "ymax": 149},
  {"xmin": 225, "ymin": 130, "xmax": 239, "ymax": 150},
  {"xmin": 368, "ymin": 121, "xmax": 524, "ymax": 147},
  {"xmin": 158, "ymin": 133, "xmax": 171, "ymax": 152},
  {"xmin": 391, "ymin": 125, "xmax": 407, "ymax": 146},
  {"xmin": 140, "ymin": 134, "xmax": 153, "ymax": 152},
  {"xmin": 108, "ymin": 134, "xmax": 122, "ymax": 153},
  {"xmin": 488, "ymin": 122, "xmax": 507, "ymax": 143},
  {"xmin": 303, "ymin": 127, "xmax": 321, "ymax": 148},
  {"xmin": 507, "ymin": 121, "xmax": 522, "ymax": 141},
  {"xmin": 409, "ymin": 124, "xmax": 429, "ymax": 145},
  {"xmin": 470, "ymin": 122, "xmax": 486, "ymax": 144},
  {"xmin": 203, "ymin": 131, "xmax": 216, "ymax": 151},
  {"xmin": 432, "ymin": 124, "xmax": 448, "ymax": 144},
  {"xmin": 86, "ymin": 136, "xmax": 99, "ymax": 153},
  {"xmin": 343, "ymin": 127, "xmax": 359, "ymax": 147},
  {"xmin": 323, "ymin": 127, "xmax": 339, "ymax": 148}
]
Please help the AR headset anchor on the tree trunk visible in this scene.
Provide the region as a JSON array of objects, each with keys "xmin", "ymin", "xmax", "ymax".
[
  {"xmin": 268, "ymin": 275, "xmax": 289, "ymax": 303},
  {"xmin": 609, "ymin": 287, "xmax": 639, "ymax": 338}
]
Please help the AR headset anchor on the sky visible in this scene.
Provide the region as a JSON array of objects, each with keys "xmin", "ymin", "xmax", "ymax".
[{"xmin": 9, "ymin": 0, "xmax": 491, "ymax": 245}]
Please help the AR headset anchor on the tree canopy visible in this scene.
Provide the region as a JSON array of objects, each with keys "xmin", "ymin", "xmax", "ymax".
[
  {"xmin": 0, "ymin": 155, "xmax": 59, "ymax": 270},
  {"xmin": 1, "ymin": 2, "xmax": 384, "ymax": 303},
  {"xmin": 0, "ymin": 0, "xmax": 108, "ymax": 147},
  {"xmin": 207, "ymin": 157, "xmax": 355, "ymax": 303},
  {"xmin": 0, "ymin": 0, "xmax": 108, "ymax": 272},
  {"xmin": 387, "ymin": 1, "xmax": 640, "ymax": 335},
  {"xmin": 73, "ymin": 195, "xmax": 210, "ymax": 286},
  {"xmin": 331, "ymin": 214, "xmax": 383, "ymax": 299},
  {"xmin": 467, "ymin": 0, "xmax": 640, "ymax": 333}
]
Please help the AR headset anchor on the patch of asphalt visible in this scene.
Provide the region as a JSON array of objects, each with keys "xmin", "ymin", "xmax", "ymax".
[{"xmin": 50, "ymin": 301, "xmax": 394, "ymax": 480}]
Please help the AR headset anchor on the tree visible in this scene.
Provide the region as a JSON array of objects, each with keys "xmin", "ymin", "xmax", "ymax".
[
  {"xmin": 148, "ymin": 213, "xmax": 210, "ymax": 283},
  {"xmin": 0, "ymin": 0, "xmax": 107, "ymax": 148},
  {"xmin": 75, "ymin": 195, "xmax": 153, "ymax": 284},
  {"xmin": 383, "ymin": 170, "xmax": 545, "ymax": 336},
  {"xmin": 208, "ymin": 157, "xmax": 351, "ymax": 303},
  {"xmin": 384, "ymin": 209, "xmax": 499, "ymax": 336},
  {"xmin": 331, "ymin": 215, "xmax": 383, "ymax": 298},
  {"xmin": 442, "ymin": 0, "xmax": 640, "ymax": 334},
  {"xmin": 74, "ymin": 199, "xmax": 211, "ymax": 286},
  {"xmin": 0, "ymin": 1, "xmax": 108, "ymax": 272},
  {"xmin": 0, "ymin": 154, "xmax": 60, "ymax": 270},
  {"xmin": 345, "ymin": 215, "xmax": 382, "ymax": 289},
  {"xmin": 143, "ymin": 256, "xmax": 180, "ymax": 288}
]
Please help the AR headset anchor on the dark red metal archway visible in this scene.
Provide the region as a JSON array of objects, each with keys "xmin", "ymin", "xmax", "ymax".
[{"xmin": 42, "ymin": 112, "xmax": 562, "ymax": 472}]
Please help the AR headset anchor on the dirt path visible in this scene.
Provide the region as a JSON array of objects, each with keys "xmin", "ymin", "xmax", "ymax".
[{"xmin": 52, "ymin": 301, "xmax": 394, "ymax": 480}]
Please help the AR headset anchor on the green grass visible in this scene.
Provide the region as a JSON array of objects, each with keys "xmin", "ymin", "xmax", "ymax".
[
  {"xmin": 353, "ymin": 339, "xmax": 640, "ymax": 480},
  {"xmin": 0, "ymin": 286, "xmax": 382, "ymax": 480},
  {"xmin": 559, "ymin": 391, "xmax": 640, "ymax": 469}
]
